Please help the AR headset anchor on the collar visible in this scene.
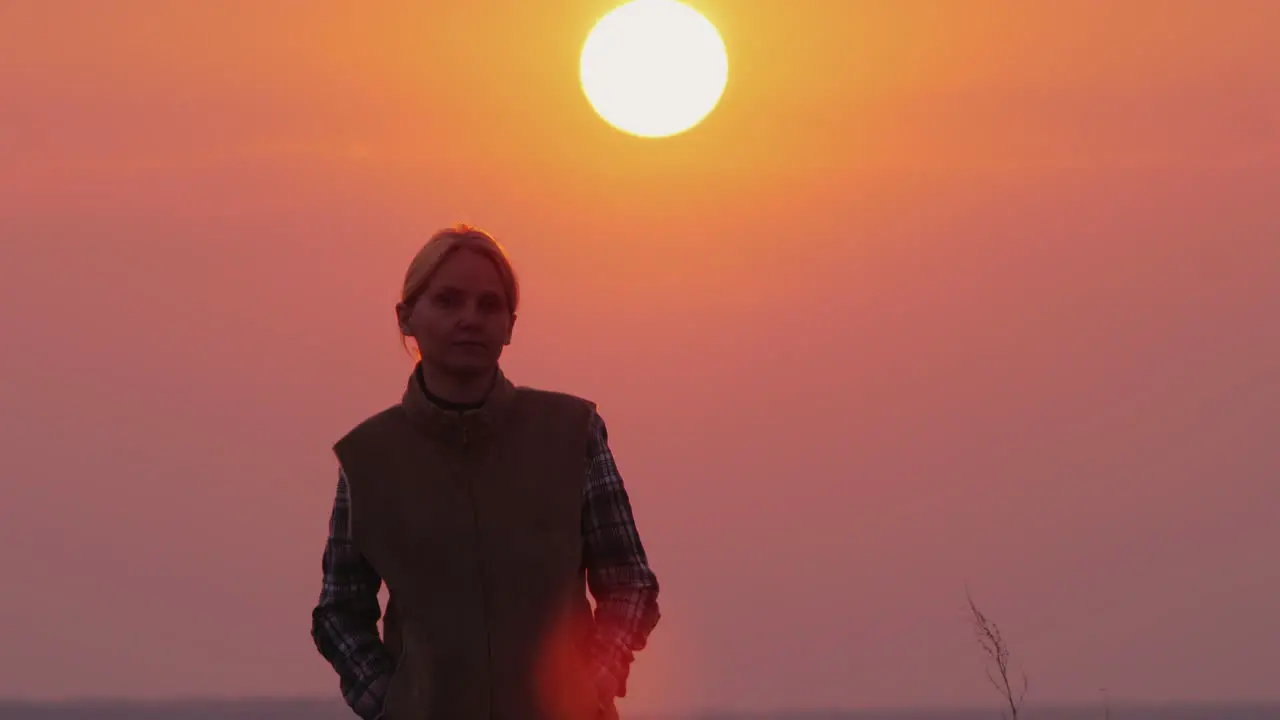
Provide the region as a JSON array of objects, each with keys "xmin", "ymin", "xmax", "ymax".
[{"xmin": 400, "ymin": 364, "xmax": 517, "ymax": 445}]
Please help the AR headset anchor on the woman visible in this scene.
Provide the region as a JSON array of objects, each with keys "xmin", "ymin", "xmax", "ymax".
[{"xmin": 310, "ymin": 225, "xmax": 661, "ymax": 720}]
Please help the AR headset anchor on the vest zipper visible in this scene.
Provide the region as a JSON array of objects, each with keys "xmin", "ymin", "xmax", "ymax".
[{"xmin": 459, "ymin": 417, "xmax": 493, "ymax": 717}]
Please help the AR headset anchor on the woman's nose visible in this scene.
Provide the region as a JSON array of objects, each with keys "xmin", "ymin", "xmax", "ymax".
[{"xmin": 457, "ymin": 301, "xmax": 483, "ymax": 326}]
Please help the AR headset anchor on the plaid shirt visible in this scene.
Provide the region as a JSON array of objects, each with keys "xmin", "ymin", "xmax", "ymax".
[{"xmin": 310, "ymin": 410, "xmax": 661, "ymax": 720}]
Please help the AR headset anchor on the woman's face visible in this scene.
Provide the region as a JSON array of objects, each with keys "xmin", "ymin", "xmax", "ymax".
[{"xmin": 397, "ymin": 249, "xmax": 515, "ymax": 377}]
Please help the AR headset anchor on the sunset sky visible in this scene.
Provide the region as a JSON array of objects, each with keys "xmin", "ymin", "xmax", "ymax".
[{"xmin": 1, "ymin": 0, "xmax": 1277, "ymax": 713}]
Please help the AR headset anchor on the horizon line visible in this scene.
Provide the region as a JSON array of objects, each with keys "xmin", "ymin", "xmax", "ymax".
[{"xmin": 3, "ymin": 696, "xmax": 1279, "ymax": 711}]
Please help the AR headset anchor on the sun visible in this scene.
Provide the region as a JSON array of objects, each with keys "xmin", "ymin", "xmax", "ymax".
[{"xmin": 579, "ymin": 0, "xmax": 729, "ymax": 139}]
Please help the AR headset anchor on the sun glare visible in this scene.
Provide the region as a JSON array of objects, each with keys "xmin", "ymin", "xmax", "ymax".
[{"xmin": 580, "ymin": 0, "xmax": 729, "ymax": 138}]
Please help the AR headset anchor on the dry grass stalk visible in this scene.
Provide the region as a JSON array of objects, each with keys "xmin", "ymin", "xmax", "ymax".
[{"xmin": 966, "ymin": 590, "xmax": 1029, "ymax": 720}]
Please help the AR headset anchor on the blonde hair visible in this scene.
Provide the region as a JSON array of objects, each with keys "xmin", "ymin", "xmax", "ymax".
[{"xmin": 401, "ymin": 223, "xmax": 520, "ymax": 314}]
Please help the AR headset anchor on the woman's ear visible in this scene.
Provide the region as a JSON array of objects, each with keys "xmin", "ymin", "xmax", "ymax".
[
  {"xmin": 504, "ymin": 312, "xmax": 517, "ymax": 346},
  {"xmin": 395, "ymin": 301, "xmax": 413, "ymax": 335}
]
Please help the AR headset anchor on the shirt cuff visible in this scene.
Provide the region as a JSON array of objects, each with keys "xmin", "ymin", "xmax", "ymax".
[{"xmin": 589, "ymin": 631, "xmax": 635, "ymax": 695}]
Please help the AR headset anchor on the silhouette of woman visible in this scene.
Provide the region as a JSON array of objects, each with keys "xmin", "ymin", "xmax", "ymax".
[{"xmin": 311, "ymin": 225, "xmax": 660, "ymax": 719}]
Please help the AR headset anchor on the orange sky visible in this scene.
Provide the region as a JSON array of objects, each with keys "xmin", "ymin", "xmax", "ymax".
[{"xmin": 1, "ymin": 0, "xmax": 1277, "ymax": 712}]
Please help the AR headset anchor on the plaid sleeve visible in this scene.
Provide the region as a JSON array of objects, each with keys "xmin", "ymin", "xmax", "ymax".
[
  {"xmin": 582, "ymin": 410, "xmax": 661, "ymax": 697},
  {"xmin": 310, "ymin": 468, "xmax": 395, "ymax": 720}
]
